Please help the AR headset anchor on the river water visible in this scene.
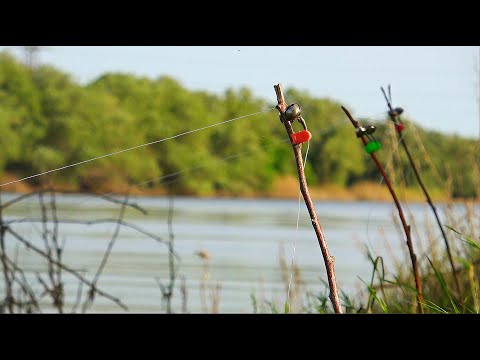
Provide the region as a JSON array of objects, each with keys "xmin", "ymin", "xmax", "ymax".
[{"xmin": 0, "ymin": 192, "xmax": 476, "ymax": 313}]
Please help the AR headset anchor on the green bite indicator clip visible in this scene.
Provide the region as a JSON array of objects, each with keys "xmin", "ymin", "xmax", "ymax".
[{"xmin": 365, "ymin": 141, "xmax": 381, "ymax": 154}]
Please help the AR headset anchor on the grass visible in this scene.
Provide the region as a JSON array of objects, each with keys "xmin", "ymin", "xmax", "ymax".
[
  {"xmin": 252, "ymin": 197, "xmax": 479, "ymax": 314},
  {"xmin": 270, "ymin": 176, "xmax": 453, "ymax": 202},
  {"xmin": 257, "ymin": 122, "xmax": 479, "ymax": 313},
  {"xmin": 350, "ymin": 217, "xmax": 479, "ymax": 314},
  {"xmin": 2, "ymin": 77, "xmax": 478, "ymax": 313}
]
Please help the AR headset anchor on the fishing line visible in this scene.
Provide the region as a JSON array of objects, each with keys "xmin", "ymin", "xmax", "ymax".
[
  {"xmin": 1, "ymin": 107, "xmax": 277, "ymax": 286},
  {"xmin": 6, "ymin": 136, "xmax": 302, "ymax": 247},
  {"xmin": 4, "ymin": 139, "xmax": 287, "ymax": 228},
  {"xmin": 0, "ymin": 107, "xmax": 276, "ymax": 188},
  {"xmin": 135, "ymin": 120, "xmax": 347, "ymax": 198},
  {"xmin": 283, "ymin": 119, "xmax": 354, "ymax": 312},
  {"xmin": 6, "ymin": 118, "xmax": 350, "ymax": 226},
  {"xmin": 2, "ymin": 116, "xmax": 349, "ymax": 274},
  {"xmin": 4, "ymin": 115, "xmax": 346, "ymax": 313},
  {"xmin": 287, "ymin": 118, "xmax": 311, "ymax": 314},
  {"xmin": 287, "ymin": 141, "xmax": 309, "ymax": 313},
  {"xmin": 139, "ymin": 120, "xmax": 348, "ymax": 191}
]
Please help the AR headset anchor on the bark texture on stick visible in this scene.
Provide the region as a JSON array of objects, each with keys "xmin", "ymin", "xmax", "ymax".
[
  {"xmin": 342, "ymin": 105, "xmax": 424, "ymax": 313},
  {"xmin": 274, "ymin": 84, "xmax": 342, "ymax": 314}
]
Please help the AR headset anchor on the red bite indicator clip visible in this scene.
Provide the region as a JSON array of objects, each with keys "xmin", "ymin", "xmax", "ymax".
[
  {"xmin": 395, "ymin": 123, "xmax": 405, "ymax": 133},
  {"xmin": 290, "ymin": 130, "xmax": 312, "ymax": 145}
]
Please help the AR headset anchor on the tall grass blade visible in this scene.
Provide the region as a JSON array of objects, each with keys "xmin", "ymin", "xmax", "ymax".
[
  {"xmin": 359, "ymin": 277, "xmax": 389, "ymax": 313},
  {"xmin": 250, "ymin": 290, "xmax": 258, "ymax": 314},
  {"xmin": 427, "ymin": 257, "xmax": 459, "ymax": 314},
  {"xmin": 446, "ymin": 225, "xmax": 480, "ymax": 251},
  {"xmin": 421, "ymin": 299, "xmax": 449, "ymax": 314}
]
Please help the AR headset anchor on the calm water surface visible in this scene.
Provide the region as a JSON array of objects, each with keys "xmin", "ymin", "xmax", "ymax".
[{"xmin": 1, "ymin": 193, "xmax": 475, "ymax": 313}]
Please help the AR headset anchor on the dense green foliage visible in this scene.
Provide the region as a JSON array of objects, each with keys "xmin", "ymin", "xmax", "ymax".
[{"xmin": 0, "ymin": 51, "xmax": 478, "ymax": 197}]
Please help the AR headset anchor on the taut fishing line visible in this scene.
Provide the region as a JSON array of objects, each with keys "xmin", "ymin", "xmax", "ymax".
[
  {"xmin": 3, "ymin": 112, "xmax": 348, "ymax": 313},
  {"xmin": 0, "ymin": 107, "xmax": 276, "ymax": 188},
  {"xmin": 1, "ymin": 107, "xmax": 276, "ymax": 312},
  {"xmin": 3, "ymin": 107, "xmax": 276, "ymax": 245},
  {"xmin": 5, "ymin": 117, "xmax": 350, "ymax": 227},
  {"xmin": 5, "ymin": 136, "xmax": 292, "ymax": 227},
  {"xmin": 3, "ymin": 108, "xmax": 280, "ymax": 296}
]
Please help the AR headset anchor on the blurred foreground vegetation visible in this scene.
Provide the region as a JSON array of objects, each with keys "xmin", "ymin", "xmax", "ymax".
[
  {"xmin": 270, "ymin": 202, "xmax": 480, "ymax": 314},
  {"xmin": 0, "ymin": 51, "xmax": 478, "ymax": 198}
]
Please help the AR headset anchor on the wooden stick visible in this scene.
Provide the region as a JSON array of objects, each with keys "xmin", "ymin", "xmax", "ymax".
[
  {"xmin": 274, "ymin": 84, "xmax": 343, "ymax": 313},
  {"xmin": 342, "ymin": 105, "xmax": 424, "ymax": 313},
  {"xmin": 380, "ymin": 90, "xmax": 461, "ymax": 297}
]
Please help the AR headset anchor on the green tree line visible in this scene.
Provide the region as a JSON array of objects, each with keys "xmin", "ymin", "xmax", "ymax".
[{"xmin": 0, "ymin": 51, "xmax": 477, "ymax": 197}]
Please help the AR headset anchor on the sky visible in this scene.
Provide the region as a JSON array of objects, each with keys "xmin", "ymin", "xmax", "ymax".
[{"xmin": 1, "ymin": 46, "xmax": 479, "ymax": 139}]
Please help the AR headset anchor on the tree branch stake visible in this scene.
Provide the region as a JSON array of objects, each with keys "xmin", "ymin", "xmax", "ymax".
[{"xmin": 274, "ymin": 83, "xmax": 342, "ymax": 314}]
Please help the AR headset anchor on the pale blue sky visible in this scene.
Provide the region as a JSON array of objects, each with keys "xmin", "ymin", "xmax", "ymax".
[{"xmin": 2, "ymin": 46, "xmax": 479, "ymax": 139}]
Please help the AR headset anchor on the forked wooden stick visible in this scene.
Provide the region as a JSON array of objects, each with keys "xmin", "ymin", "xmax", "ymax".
[
  {"xmin": 274, "ymin": 84, "xmax": 342, "ymax": 313},
  {"xmin": 342, "ymin": 105, "xmax": 424, "ymax": 313},
  {"xmin": 380, "ymin": 87, "xmax": 460, "ymax": 297}
]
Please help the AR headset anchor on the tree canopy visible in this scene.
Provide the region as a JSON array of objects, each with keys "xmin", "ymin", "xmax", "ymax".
[{"xmin": 0, "ymin": 51, "xmax": 477, "ymax": 198}]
